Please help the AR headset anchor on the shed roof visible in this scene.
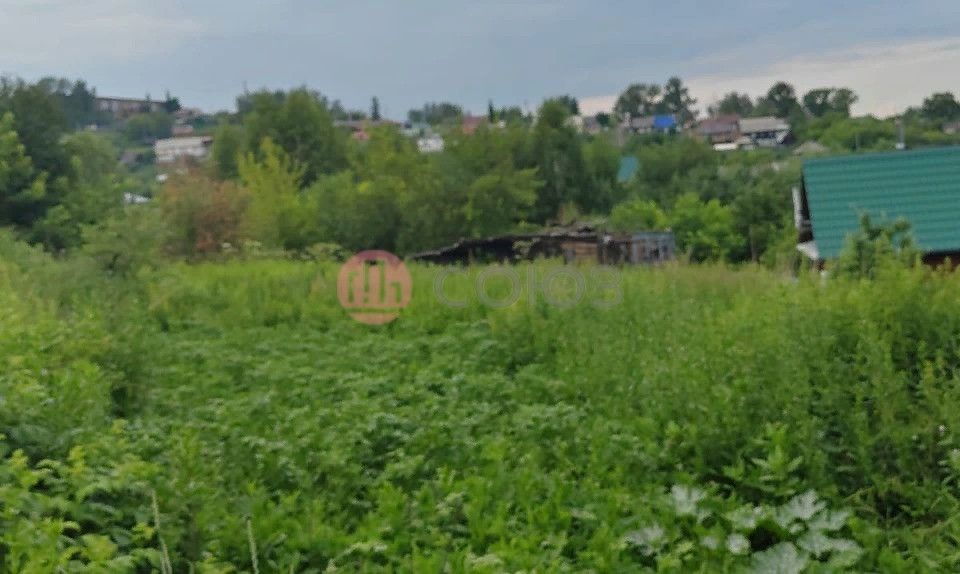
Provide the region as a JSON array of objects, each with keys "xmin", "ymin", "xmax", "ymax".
[
  {"xmin": 739, "ymin": 116, "xmax": 789, "ymax": 134},
  {"xmin": 698, "ymin": 115, "xmax": 740, "ymax": 135},
  {"xmin": 803, "ymin": 146, "xmax": 960, "ymax": 259},
  {"xmin": 617, "ymin": 155, "xmax": 639, "ymax": 183}
]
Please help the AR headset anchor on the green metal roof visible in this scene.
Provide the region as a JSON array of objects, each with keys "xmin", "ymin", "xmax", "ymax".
[
  {"xmin": 618, "ymin": 156, "xmax": 639, "ymax": 183},
  {"xmin": 803, "ymin": 146, "xmax": 960, "ymax": 259}
]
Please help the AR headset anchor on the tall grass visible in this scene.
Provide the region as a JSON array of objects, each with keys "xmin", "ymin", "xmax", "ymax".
[{"xmin": 2, "ymin": 252, "xmax": 960, "ymax": 570}]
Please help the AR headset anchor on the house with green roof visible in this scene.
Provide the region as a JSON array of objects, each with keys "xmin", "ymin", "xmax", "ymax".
[{"xmin": 795, "ymin": 146, "xmax": 960, "ymax": 263}]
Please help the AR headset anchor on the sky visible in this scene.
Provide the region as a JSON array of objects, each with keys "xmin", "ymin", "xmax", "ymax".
[{"xmin": 1, "ymin": 1, "xmax": 959, "ymax": 119}]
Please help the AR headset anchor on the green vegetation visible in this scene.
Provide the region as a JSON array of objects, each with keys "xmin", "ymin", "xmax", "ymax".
[
  {"xmin": 3, "ymin": 235, "xmax": 960, "ymax": 570},
  {"xmin": 3, "ymin": 72, "xmax": 960, "ymax": 571}
]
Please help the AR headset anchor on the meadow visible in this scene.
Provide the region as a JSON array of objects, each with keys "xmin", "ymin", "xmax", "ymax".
[{"xmin": 3, "ymin": 236, "xmax": 960, "ymax": 572}]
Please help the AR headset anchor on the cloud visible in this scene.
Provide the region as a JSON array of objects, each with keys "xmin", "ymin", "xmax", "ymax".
[
  {"xmin": 579, "ymin": 37, "xmax": 960, "ymax": 118},
  {"xmin": 0, "ymin": 0, "xmax": 203, "ymax": 70}
]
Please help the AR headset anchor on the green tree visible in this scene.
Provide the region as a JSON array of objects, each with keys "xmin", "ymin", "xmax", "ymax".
[
  {"xmin": 353, "ymin": 126, "xmax": 430, "ymax": 252},
  {"xmin": 370, "ymin": 96, "xmax": 381, "ymax": 121},
  {"xmin": 835, "ymin": 214, "xmax": 919, "ymax": 279},
  {"xmin": 756, "ymin": 81, "xmax": 800, "ymax": 119},
  {"xmin": 732, "ymin": 175, "xmax": 792, "ymax": 262},
  {"xmin": 669, "ymin": 193, "xmax": 741, "ymax": 262},
  {"xmin": 614, "ymin": 83, "xmax": 661, "ymax": 120},
  {"xmin": 807, "ymin": 116, "xmax": 897, "ymax": 151},
  {"xmin": 243, "ymin": 88, "xmax": 348, "ymax": 185},
  {"xmin": 163, "ymin": 91, "xmax": 182, "ymax": 113},
  {"xmin": 528, "ymin": 99, "xmax": 589, "ymax": 222},
  {"xmin": 238, "ymin": 138, "xmax": 312, "ymax": 250},
  {"xmin": 35, "ymin": 132, "xmax": 126, "ymax": 249},
  {"xmin": 708, "ymin": 92, "xmax": 754, "ymax": 117},
  {"xmin": 660, "ymin": 77, "xmax": 697, "ymax": 123},
  {"xmin": 802, "ymin": 87, "xmax": 858, "ymax": 118},
  {"xmin": 81, "ymin": 205, "xmax": 167, "ymax": 275},
  {"xmin": 125, "ymin": 112, "xmax": 173, "ymax": 142},
  {"xmin": 582, "ymin": 135, "xmax": 622, "ymax": 212},
  {"xmin": 0, "ymin": 112, "xmax": 48, "ymax": 228},
  {"xmin": 407, "ymin": 102, "xmax": 463, "ymax": 125},
  {"xmin": 211, "ymin": 123, "xmax": 245, "ymax": 180},
  {"xmin": 0, "ymin": 80, "xmax": 70, "ymax": 179},
  {"xmin": 551, "ymin": 95, "xmax": 580, "ymax": 116},
  {"xmin": 608, "ymin": 198, "xmax": 667, "ymax": 232},
  {"xmin": 630, "ymin": 137, "xmax": 717, "ymax": 205},
  {"xmin": 438, "ymin": 125, "xmax": 539, "ymax": 241},
  {"xmin": 60, "ymin": 80, "xmax": 99, "ymax": 127},
  {"xmin": 920, "ymin": 92, "xmax": 960, "ymax": 123}
]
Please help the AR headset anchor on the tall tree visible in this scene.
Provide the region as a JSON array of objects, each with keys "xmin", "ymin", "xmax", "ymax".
[
  {"xmin": 802, "ymin": 87, "xmax": 858, "ymax": 118},
  {"xmin": 670, "ymin": 193, "xmax": 742, "ymax": 262},
  {"xmin": 407, "ymin": 102, "xmax": 463, "ymax": 125},
  {"xmin": 370, "ymin": 96, "xmax": 381, "ymax": 121},
  {"xmin": 0, "ymin": 112, "xmax": 48, "ymax": 228},
  {"xmin": 0, "ymin": 81, "xmax": 69, "ymax": 179},
  {"xmin": 708, "ymin": 92, "xmax": 754, "ymax": 117},
  {"xmin": 756, "ymin": 81, "xmax": 800, "ymax": 119},
  {"xmin": 614, "ymin": 83, "xmax": 661, "ymax": 120},
  {"xmin": 551, "ymin": 95, "xmax": 580, "ymax": 116},
  {"xmin": 921, "ymin": 92, "xmax": 960, "ymax": 123},
  {"xmin": 660, "ymin": 77, "xmax": 697, "ymax": 123},
  {"xmin": 163, "ymin": 90, "xmax": 182, "ymax": 113},
  {"xmin": 528, "ymin": 99, "xmax": 588, "ymax": 222},
  {"xmin": 239, "ymin": 138, "xmax": 311, "ymax": 250},
  {"xmin": 211, "ymin": 123, "xmax": 245, "ymax": 180},
  {"xmin": 243, "ymin": 88, "xmax": 348, "ymax": 184},
  {"xmin": 829, "ymin": 88, "xmax": 858, "ymax": 117}
]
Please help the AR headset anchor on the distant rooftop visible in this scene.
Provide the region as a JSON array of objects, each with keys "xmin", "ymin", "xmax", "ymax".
[{"xmin": 739, "ymin": 116, "xmax": 789, "ymax": 134}]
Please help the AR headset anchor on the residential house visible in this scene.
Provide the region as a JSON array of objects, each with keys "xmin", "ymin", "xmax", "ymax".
[
  {"xmin": 402, "ymin": 121, "xmax": 431, "ymax": 138},
  {"xmin": 626, "ymin": 114, "xmax": 677, "ymax": 135},
  {"xmin": 795, "ymin": 146, "xmax": 960, "ymax": 264},
  {"xmin": 738, "ymin": 116, "xmax": 792, "ymax": 148},
  {"xmin": 154, "ymin": 135, "xmax": 213, "ymax": 163},
  {"xmin": 461, "ymin": 115, "xmax": 487, "ymax": 135},
  {"xmin": 96, "ymin": 96, "xmax": 164, "ymax": 117},
  {"xmin": 944, "ymin": 121, "xmax": 960, "ymax": 135},
  {"xmin": 417, "ymin": 134, "xmax": 445, "ymax": 153},
  {"xmin": 568, "ymin": 115, "xmax": 603, "ymax": 135},
  {"xmin": 697, "ymin": 115, "xmax": 740, "ymax": 144},
  {"xmin": 334, "ymin": 119, "xmax": 401, "ymax": 140}
]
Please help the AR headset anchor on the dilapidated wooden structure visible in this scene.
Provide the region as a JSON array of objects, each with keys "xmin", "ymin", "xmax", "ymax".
[{"xmin": 410, "ymin": 226, "xmax": 675, "ymax": 266}]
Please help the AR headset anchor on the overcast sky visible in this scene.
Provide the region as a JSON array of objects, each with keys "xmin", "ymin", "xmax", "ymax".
[{"xmin": 1, "ymin": 1, "xmax": 958, "ymax": 118}]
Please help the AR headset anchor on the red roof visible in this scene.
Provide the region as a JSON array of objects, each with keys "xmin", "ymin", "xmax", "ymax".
[{"xmin": 461, "ymin": 116, "xmax": 486, "ymax": 134}]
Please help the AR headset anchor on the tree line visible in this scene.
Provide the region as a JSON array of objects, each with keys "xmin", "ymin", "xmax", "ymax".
[{"xmin": 1, "ymin": 74, "xmax": 959, "ymax": 270}]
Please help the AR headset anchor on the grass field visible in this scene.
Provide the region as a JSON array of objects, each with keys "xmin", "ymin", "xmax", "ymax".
[{"xmin": 3, "ymin": 239, "xmax": 960, "ymax": 571}]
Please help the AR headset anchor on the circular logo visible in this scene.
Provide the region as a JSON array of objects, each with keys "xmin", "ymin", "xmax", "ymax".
[{"xmin": 337, "ymin": 250, "xmax": 412, "ymax": 324}]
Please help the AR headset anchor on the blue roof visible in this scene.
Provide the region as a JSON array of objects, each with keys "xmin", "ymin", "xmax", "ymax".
[{"xmin": 653, "ymin": 115, "xmax": 677, "ymax": 130}]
